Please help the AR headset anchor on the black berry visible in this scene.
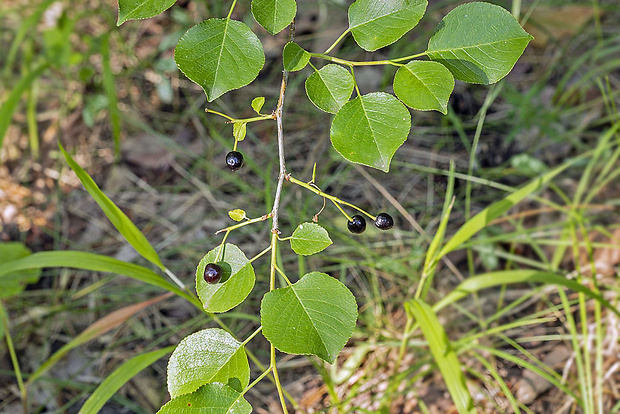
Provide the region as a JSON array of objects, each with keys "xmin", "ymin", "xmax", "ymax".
[
  {"xmin": 226, "ymin": 151, "xmax": 244, "ymax": 171},
  {"xmin": 347, "ymin": 215, "xmax": 366, "ymax": 234},
  {"xmin": 203, "ymin": 263, "xmax": 223, "ymax": 284},
  {"xmin": 375, "ymin": 213, "xmax": 394, "ymax": 230}
]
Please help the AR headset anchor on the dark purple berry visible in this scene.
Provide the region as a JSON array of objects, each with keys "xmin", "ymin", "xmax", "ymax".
[
  {"xmin": 204, "ymin": 263, "xmax": 223, "ymax": 284},
  {"xmin": 226, "ymin": 151, "xmax": 244, "ymax": 171},
  {"xmin": 375, "ymin": 213, "xmax": 394, "ymax": 230},
  {"xmin": 347, "ymin": 215, "xmax": 366, "ymax": 234}
]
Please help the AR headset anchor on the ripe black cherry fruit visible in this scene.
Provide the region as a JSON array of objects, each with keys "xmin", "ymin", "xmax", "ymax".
[
  {"xmin": 347, "ymin": 215, "xmax": 366, "ymax": 234},
  {"xmin": 204, "ymin": 263, "xmax": 223, "ymax": 284},
  {"xmin": 226, "ymin": 151, "xmax": 244, "ymax": 171},
  {"xmin": 375, "ymin": 213, "xmax": 394, "ymax": 230}
]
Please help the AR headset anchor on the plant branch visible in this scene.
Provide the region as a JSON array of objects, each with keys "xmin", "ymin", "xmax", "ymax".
[
  {"xmin": 267, "ymin": 22, "xmax": 294, "ymax": 414},
  {"xmin": 288, "ymin": 175, "xmax": 376, "ymax": 220}
]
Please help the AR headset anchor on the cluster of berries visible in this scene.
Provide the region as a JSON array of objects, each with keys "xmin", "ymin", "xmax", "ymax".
[
  {"xmin": 347, "ymin": 213, "xmax": 393, "ymax": 234},
  {"xmin": 206, "ymin": 151, "xmax": 394, "ymax": 284}
]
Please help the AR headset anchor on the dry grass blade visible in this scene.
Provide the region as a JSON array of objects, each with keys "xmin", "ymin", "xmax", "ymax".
[{"xmin": 26, "ymin": 292, "xmax": 173, "ymax": 385}]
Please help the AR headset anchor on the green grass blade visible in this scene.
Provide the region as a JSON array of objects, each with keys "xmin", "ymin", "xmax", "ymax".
[
  {"xmin": 2, "ymin": 0, "xmax": 55, "ymax": 77},
  {"xmin": 101, "ymin": 34, "xmax": 121, "ymax": 158},
  {"xmin": 59, "ymin": 142, "xmax": 164, "ymax": 270},
  {"xmin": 0, "ymin": 251, "xmax": 198, "ymax": 307},
  {"xmin": 423, "ymin": 161, "xmax": 455, "ymax": 273},
  {"xmin": 78, "ymin": 346, "xmax": 175, "ymax": 414},
  {"xmin": 0, "ymin": 62, "xmax": 50, "ymax": 154},
  {"xmin": 438, "ymin": 161, "xmax": 573, "ymax": 259},
  {"xmin": 406, "ymin": 299, "xmax": 476, "ymax": 414},
  {"xmin": 0, "ymin": 302, "xmax": 27, "ymax": 410},
  {"xmin": 433, "ymin": 270, "xmax": 620, "ymax": 318}
]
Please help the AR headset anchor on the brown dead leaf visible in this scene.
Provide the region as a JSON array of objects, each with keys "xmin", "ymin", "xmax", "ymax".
[{"xmin": 525, "ymin": 6, "xmax": 601, "ymax": 48}]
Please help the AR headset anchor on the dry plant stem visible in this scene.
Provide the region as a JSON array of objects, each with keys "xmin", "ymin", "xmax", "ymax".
[{"xmin": 268, "ymin": 29, "xmax": 292, "ymax": 414}]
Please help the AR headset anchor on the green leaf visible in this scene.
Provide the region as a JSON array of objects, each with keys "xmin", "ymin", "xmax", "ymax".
[
  {"xmin": 167, "ymin": 329, "xmax": 249, "ymax": 397},
  {"xmin": 175, "ymin": 19, "xmax": 265, "ymax": 102},
  {"xmin": 59, "ymin": 142, "xmax": 164, "ymax": 270},
  {"xmin": 251, "ymin": 96, "xmax": 265, "ymax": 114},
  {"xmin": 282, "ymin": 42, "xmax": 310, "ymax": 72},
  {"xmin": 0, "ymin": 251, "xmax": 198, "ymax": 307},
  {"xmin": 406, "ymin": 299, "xmax": 476, "ymax": 414},
  {"xmin": 261, "ymin": 272, "xmax": 357, "ymax": 363},
  {"xmin": 228, "ymin": 209, "xmax": 247, "ymax": 222},
  {"xmin": 0, "ymin": 242, "xmax": 41, "ymax": 299},
  {"xmin": 117, "ymin": 0, "xmax": 176, "ymax": 25},
  {"xmin": 233, "ymin": 122, "xmax": 247, "ymax": 141},
  {"xmin": 290, "ymin": 222, "xmax": 332, "ymax": 256},
  {"xmin": 433, "ymin": 270, "xmax": 620, "ymax": 318},
  {"xmin": 305, "ymin": 64, "xmax": 354, "ymax": 114},
  {"xmin": 330, "ymin": 92, "xmax": 411, "ymax": 172},
  {"xmin": 251, "ymin": 0, "xmax": 296, "ymax": 35},
  {"xmin": 196, "ymin": 243, "xmax": 255, "ymax": 313},
  {"xmin": 348, "ymin": 0, "xmax": 428, "ymax": 51},
  {"xmin": 393, "ymin": 61, "xmax": 454, "ymax": 114},
  {"xmin": 157, "ymin": 383, "xmax": 252, "ymax": 414},
  {"xmin": 426, "ymin": 2, "xmax": 533, "ymax": 84},
  {"xmin": 79, "ymin": 347, "xmax": 175, "ymax": 414}
]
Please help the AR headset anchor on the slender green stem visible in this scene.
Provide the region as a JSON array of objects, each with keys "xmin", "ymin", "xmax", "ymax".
[
  {"xmin": 288, "ymin": 175, "xmax": 376, "ymax": 220},
  {"xmin": 0, "ymin": 303, "xmax": 28, "ymax": 414},
  {"xmin": 274, "ymin": 265, "xmax": 292, "ymax": 286},
  {"xmin": 215, "ymin": 214, "xmax": 271, "ymax": 235},
  {"xmin": 205, "ymin": 108, "xmax": 235, "ymax": 121},
  {"xmin": 226, "ymin": 0, "xmax": 237, "ymax": 19},
  {"xmin": 206, "ymin": 108, "xmax": 273, "ymax": 124},
  {"xmin": 389, "ymin": 51, "xmax": 428, "ymax": 63},
  {"xmin": 216, "ymin": 230, "xmax": 231, "ymax": 262},
  {"xmin": 241, "ymin": 326, "xmax": 263, "ymax": 347},
  {"xmin": 250, "ymin": 245, "xmax": 272, "ymax": 263},
  {"xmin": 310, "ymin": 53, "xmax": 403, "ymax": 67},
  {"xmin": 271, "ymin": 346, "xmax": 288, "ymax": 413},
  {"xmin": 233, "ymin": 115, "xmax": 274, "ymax": 124},
  {"xmin": 330, "ymin": 199, "xmax": 353, "ymax": 221},
  {"xmin": 323, "ymin": 28, "xmax": 351, "ymax": 54},
  {"xmin": 242, "ymin": 366, "xmax": 272, "ymax": 396},
  {"xmin": 351, "ymin": 66, "xmax": 361, "ymax": 98}
]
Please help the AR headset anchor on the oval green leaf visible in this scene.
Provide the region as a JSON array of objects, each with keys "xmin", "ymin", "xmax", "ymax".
[
  {"xmin": 393, "ymin": 60, "xmax": 454, "ymax": 114},
  {"xmin": 167, "ymin": 329, "xmax": 249, "ymax": 397},
  {"xmin": 330, "ymin": 92, "xmax": 411, "ymax": 172},
  {"xmin": 251, "ymin": 0, "xmax": 297, "ymax": 35},
  {"xmin": 305, "ymin": 64, "xmax": 354, "ymax": 114},
  {"xmin": 233, "ymin": 122, "xmax": 247, "ymax": 142},
  {"xmin": 290, "ymin": 222, "xmax": 332, "ymax": 256},
  {"xmin": 426, "ymin": 2, "xmax": 533, "ymax": 84},
  {"xmin": 251, "ymin": 96, "xmax": 265, "ymax": 114},
  {"xmin": 157, "ymin": 383, "xmax": 251, "ymax": 414},
  {"xmin": 348, "ymin": 0, "xmax": 428, "ymax": 51},
  {"xmin": 0, "ymin": 242, "xmax": 41, "ymax": 299},
  {"xmin": 282, "ymin": 42, "xmax": 310, "ymax": 72},
  {"xmin": 175, "ymin": 19, "xmax": 265, "ymax": 102},
  {"xmin": 196, "ymin": 243, "xmax": 255, "ymax": 313},
  {"xmin": 261, "ymin": 272, "xmax": 357, "ymax": 363},
  {"xmin": 117, "ymin": 0, "xmax": 176, "ymax": 26},
  {"xmin": 228, "ymin": 209, "xmax": 247, "ymax": 222}
]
